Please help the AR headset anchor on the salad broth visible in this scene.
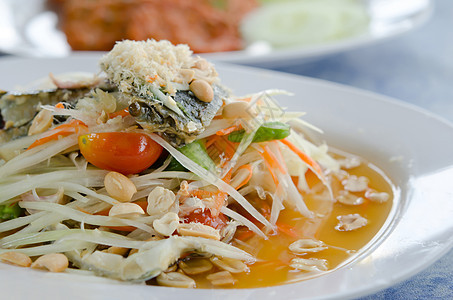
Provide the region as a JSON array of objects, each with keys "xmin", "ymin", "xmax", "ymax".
[{"xmin": 193, "ymin": 158, "xmax": 394, "ymax": 288}]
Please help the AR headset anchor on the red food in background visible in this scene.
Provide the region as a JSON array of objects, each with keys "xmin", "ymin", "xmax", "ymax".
[{"xmin": 48, "ymin": 0, "xmax": 258, "ymax": 53}]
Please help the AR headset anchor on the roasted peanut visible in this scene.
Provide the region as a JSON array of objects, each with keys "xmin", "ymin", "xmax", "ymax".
[
  {"xmin": 178, "ymin": 69, "xmax": 195, "ymax": 83},
  {"xmin": 104, "ymin": 171, "xmax": 137, "ymax": 202},
  {"xmin": 222, "ymin": 101, "xmax": 257, "ymax": 120},
  {"xmin": 109, "ymin": 202, "xmax": 145, "ymax": 218},
  {"xmin": 178, "ymin": 223, "xmax": 220, "ymax": 240},
  {"xmin": 28, "ymin": 109, "xmax": 53, "ymax": 135},
  {"xmin": 206, "ymin": 271, "xmax": 236, "ymax": 286},
  {"xmin": 179, "ymin": 258, "xmax": 213, "ymax": 275},
  {"xmin": 0, "ymin": 251, "xmax": 32, "ymax": 267},
  {"xmin": 153, "ymin": 212, "xmax": 179, "ymax": 236},
  {"xmin": 156, "ymin": 271, "xmax": 196, "ymax": 288},
  {"xmin": 210, "ymin": 256, "xmax": 248, "ymax": 273},
  {"xmin": 189, "ymin": 79, "xmax": 213, "ymax": 103},
  {"xmin": 147, "ymin": 187, "xmax": 176, "ymax": 216},
  {"xmin": 31, "ymin": 253, "xmax": 68, "ymax": 272},
  {"xmin": 103, "ymin": 246, "xmax": 129, "ymax": 256}
]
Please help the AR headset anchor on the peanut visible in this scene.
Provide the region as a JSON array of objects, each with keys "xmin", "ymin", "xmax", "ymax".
[
  {"xmin": 222, "ymin": 101, "xmax": 257, "ymax": 120},
  {"xmin": 104, "ymin": 171, "xmax": 137, "ymax": 202},
  {"xmin": 31, "ymin": 253, "xmax": 68, "ymax": 272},
  {"xmin": 28, "ymin": 109, "xmax": 53, "ymax": 135},
  {"xmin": 0, "ymin": 251, "xmax": 32, "ymax": 267},
  {"xmin": 109, "ymin": 202, "xmax": 145, "ymax": 218},
  {"xmin": 189, "ymin": 79, "xmax": 213, "ymax": 103}
]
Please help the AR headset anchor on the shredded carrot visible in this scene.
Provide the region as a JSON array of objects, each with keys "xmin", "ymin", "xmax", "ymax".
[
  {"xmin": 238, "ymin": 97, "xmax": 252, "ymax": 102},
  {"xmin": 216, "ymin": 123, "xmax": 242, "ymax": 136},
  {"xmin": 212, "ymin": 192, "xmax": 227, "ymax": 216},
  {"xmin": 276, "ymin": 221, "xmax": 299, "ymax": 238},
  {"xmin": 205, "ymin": 135, "xmax": 220, "ymax": 148},
  {"xmin": 77, "ymin": 207, "xmax": 92, "ymax": 215},
  {"xmin": 108, "ymin": 108, "xmax": 130, "ymax": 119},
  {"xmin": 189, "ymin": 189, "xmax": 218, "ymax": 199},
  {"xmin": 27, "ymin": 119, "xmax": 88, "ymax": 150},
  {"xmin": 257, "ymin": 145, "xmax": 287, "ymax": 186},
  {"xmin": 259, "ymin": 151, "xmax": 279, "ymax": 186},
  {"xmin": 262, "ymin": 145, "xmax": 286, "ymax": 174},
  {"xmin": 212, "ymin": 136, "xmax": 236, "ymax": 162},
  {"xmin": 233, "ymin": 164, "xmax": 253, "ymax": 190},
  {"xmin": 280, "ymin": 138, "xmax": 324, "ymax": 180},
  {"xmin": 224, "ymin": 139, "xmax": 237, "ymax": 157},
  {"xmin": 145, "ymin": 74, "xmax": 158, "ymax": 83},
  {"xmin": 222, "ymin": 168, "xmax": 233, "ymax": 184},
  {"xmin": 104, "ymin": 225, "xmax": 137, "ymax": 232},
  {"xmin": 234, "ymin": 228, "xmax": 254, "ymax": 241},
  {"xmin": 55, "ymin": 102, "xmax": 65, "ymax": 109}
]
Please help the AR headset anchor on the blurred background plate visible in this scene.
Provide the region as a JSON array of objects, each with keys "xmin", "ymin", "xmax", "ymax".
[{"xmin": 0, "ymin": 0, "xmax": 433, "ymax": 67}]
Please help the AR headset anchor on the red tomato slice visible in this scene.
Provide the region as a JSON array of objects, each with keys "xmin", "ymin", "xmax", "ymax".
[{"xmin": 78, "ymin": 132, "xmax": 163, "ymax": 174}]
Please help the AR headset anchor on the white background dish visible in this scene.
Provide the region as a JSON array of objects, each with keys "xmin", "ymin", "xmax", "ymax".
[
  {"xmin": 0, "ymin": 0, "xmax": 433, "ymax": 67},
  {"xmin": 1, "ymin": 54, "xmax": 453, "ymax": 299}
]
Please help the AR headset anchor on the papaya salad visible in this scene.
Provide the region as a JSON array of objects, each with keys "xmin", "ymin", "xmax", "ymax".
[{"xmin": 0, "ymin": 40, "xmax": 393, "ymax": 288}]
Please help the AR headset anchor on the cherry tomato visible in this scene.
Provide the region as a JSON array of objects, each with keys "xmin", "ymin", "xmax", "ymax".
[
  {"xmin": 78, "ymin": 132, "xmax": 163, "ymax": 174},
  {"xmin": 183, "ymin": 209, "xmax": 228, "ymax": 230}
]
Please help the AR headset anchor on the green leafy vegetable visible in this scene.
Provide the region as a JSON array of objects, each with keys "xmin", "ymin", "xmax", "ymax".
[
  {"xmin": 0, "ymin": 203, "xmax": 23, "ymax": 220},
  {"xmin": 228, "ymin": 121, "xmax": 290, "ymax": 143},
  {"xmin": 165, "ymin": 140, "xmax": 216, "ymax": 172}
]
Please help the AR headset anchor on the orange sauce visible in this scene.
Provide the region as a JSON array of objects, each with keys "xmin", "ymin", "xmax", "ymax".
[{"xmin": 188, "ymin": 158, "xmax": 394, "ymax": 288}]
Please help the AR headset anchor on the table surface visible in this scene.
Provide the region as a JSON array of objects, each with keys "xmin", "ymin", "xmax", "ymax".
[
  {"xmin": 0, "ymin": 0, "xmax": 452, "ymax": 299},
  {"xmin": 267, "ymin": 0, "xmax": 453, "ymax": 299}
]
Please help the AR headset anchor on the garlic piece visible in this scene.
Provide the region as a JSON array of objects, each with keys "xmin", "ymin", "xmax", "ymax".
[
  {"xmin": 365, "ymin": 190, "xmax": 390, "ymax": 203},
  {"xmin": 153, "ymin": 212, "xmax": 179, "ymax": 236},
  {"xmin": 206, "ymin": 271, "xmax": 236, "ymax": 286},
  {"xmin": 336, "ymin": 190, "xmax": 365, "ymax": 206},
  {"xmin": 288, "ymin": 239, "xmax": 328, "ymax": 255},
  {"xmin": 342, "ymin": 175, "xmax": 369, "ymax": 192},
  {"xmin": 335, "ymin": 213, "xmax": 368, "ymax": 231},
  {"xmin": 290, "ymin": 258, "xmax": 328, "ymax": 272},
  {"xmin": 337, "ymin": 156, "xmax": 361, "ymax": 169}
]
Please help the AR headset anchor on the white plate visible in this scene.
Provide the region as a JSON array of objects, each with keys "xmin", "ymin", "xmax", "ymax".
[
  {"xmin": 1, "ymin": 54, "xmax": 453, "ymax": 299},
  {"xmin": 0, "ymin": 0, "xmax": 433, "ymax": 67}
]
